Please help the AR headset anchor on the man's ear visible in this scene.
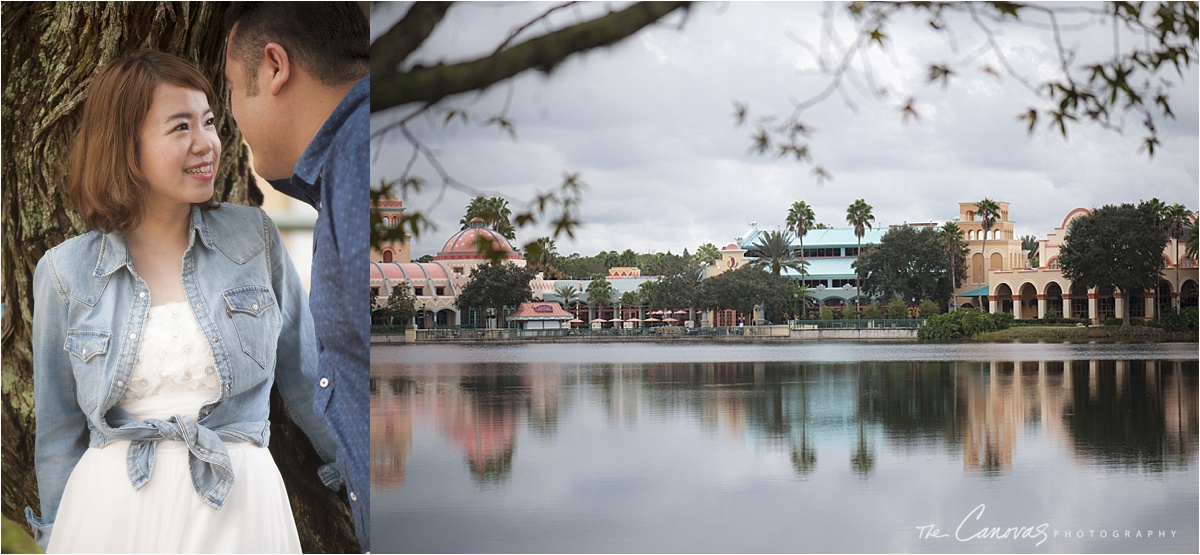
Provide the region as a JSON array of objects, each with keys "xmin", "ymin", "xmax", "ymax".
[{"xmin": 262, "ymin": 42, "xmax": 291, "ymax": 96}]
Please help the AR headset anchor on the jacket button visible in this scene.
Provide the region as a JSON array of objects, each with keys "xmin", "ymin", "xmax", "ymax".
[
  {"xmin": 251, "ymin": 303, "xmax": 259, "ymax": 310},
  {"xmin": 319, "ymin": 378, "xmax": 329, "ymax": 388},
  {"xmin": 138, "ymin": 291, "xmax": 146, "ymax": 299},
  {"xmin": 129, "ymin": 333, "xmax": 137, "ymax": 340},
  {"xmin": 350, "ymin": 491, "xmax": 357, "ymax": 501},
  {"xmin": 116, "ymin": 380, "xmax": 124, "ymax": 387}
]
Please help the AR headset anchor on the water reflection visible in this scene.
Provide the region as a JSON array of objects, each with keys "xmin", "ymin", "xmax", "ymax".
[{"xmin": 372, "ymin": 360, "xmax": 1198, "ymax": 490}]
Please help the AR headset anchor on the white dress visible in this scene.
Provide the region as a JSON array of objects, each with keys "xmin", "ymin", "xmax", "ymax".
[{"xmin": 47, "ymin": 302, "xmax": 301, "ymax": 554}]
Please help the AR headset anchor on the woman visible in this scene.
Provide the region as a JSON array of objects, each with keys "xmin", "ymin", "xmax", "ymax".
[{"xmin": 23, "ymin": 50, "xmax": 340, "ymax": 553}]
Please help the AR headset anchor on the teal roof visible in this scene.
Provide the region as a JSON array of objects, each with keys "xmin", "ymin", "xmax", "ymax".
[
  {"xmin": 738, "ymin": 227, "xmax": 887, "ymax": 250},
  {"xmin": 781, "ymin": 258, "xmax": 858, "ymax": 278}
]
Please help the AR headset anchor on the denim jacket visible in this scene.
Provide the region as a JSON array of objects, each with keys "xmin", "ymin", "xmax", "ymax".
[{"xmin": 24, "ymin": 204, "xmax": 341, "ymax": 550}]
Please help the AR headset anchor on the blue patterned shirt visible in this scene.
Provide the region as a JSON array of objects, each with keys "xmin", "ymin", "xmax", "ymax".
[{"xmin": 268, "ymin": 75, "xmax": 369, "ymax": 552}]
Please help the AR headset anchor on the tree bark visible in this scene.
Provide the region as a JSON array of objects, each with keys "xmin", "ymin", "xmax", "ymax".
[{"xmin": 1, "ymin": 3, "xmax": 353, "ymax": 552}]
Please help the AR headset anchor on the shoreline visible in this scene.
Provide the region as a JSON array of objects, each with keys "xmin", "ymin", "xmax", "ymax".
[{"xmin": 372, "ymin": 325, "xmax": 1197, "ymax": 345}]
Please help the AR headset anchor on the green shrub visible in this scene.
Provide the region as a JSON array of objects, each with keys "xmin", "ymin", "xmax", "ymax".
[
  {"xmin": 919, "ymin": 309, "xmax": 1013, "ymax": 340},
  {"xmin": 862, "ymin": 302, "xmax": 882, "ymax": 320},
  {"xmin": 819, "ymin": 306, "xmax": 834, "ymax": 321},
  {"xmin": 1103, "ymin": 318, "xmax": 1123, "ymax": 326},
  {"xmin": 1155, "ymin": 307, "xmax": 1199, "ymax": 332},
  {"xmin": 886, "ymin": 298, "xmax": 908, "ymax": 319},
  {"xmin": 918, "ymin": 299, "xmax": 940, "ymax": 317}
]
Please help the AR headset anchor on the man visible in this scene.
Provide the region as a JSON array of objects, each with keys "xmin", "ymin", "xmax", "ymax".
[{"xmin": 223, "ymin": 3, "xmax": 369, "ymax": 551}]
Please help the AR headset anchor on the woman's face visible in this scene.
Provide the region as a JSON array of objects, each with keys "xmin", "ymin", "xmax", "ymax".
[{"xmin": 137, "ymin": 84, "xmax": 221, "ymax": 213}]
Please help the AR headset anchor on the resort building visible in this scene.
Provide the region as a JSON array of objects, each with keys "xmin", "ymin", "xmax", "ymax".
[
  {"xmin": 372, "ymin": 195, "xmax": 1196, "ymax": 328},
  {"xmin": 980, "ymin": 207, "xmax": 1197, "ymax": 322},
  {"xmin": 709, "ymin": 223, "xmax": 888, "ymax": 311}
]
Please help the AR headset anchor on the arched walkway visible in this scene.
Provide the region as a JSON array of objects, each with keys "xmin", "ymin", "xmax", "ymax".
[
  {"xmin": 1018, "ymin": 282, "xmax": 1038, "ymax": 319},
  {"xmin": 1182, "ymin": 280, "xmax": 1198, "ymax": 309}
]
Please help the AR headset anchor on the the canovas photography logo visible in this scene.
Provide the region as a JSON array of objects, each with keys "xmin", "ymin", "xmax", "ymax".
[{"xmin": 915, "ymin": 504, "xmax": 1179, "ymax": 547}]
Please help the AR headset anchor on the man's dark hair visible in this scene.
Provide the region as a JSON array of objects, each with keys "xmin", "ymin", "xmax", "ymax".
[{"xmin": 225, "ymin": 2, "xmax": 368, "ymax": 95}]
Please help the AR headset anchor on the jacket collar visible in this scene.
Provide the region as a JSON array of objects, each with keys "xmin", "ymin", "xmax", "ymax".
[{"xmin": 95, "ymin": 206, "xmax": 215, "ymax": 277}]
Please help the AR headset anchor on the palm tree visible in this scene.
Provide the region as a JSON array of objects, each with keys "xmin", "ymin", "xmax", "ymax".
[
  {"xmin": 941, "ymin": 221, "xmax": 965, "ymax": 310},
  {"xmin": 460, "ymin": 195, "xmax": 516, "ymax": 240},
  {"xmin": 974, "ymin": 198, "xmax": 1001, "ymax": 312},
  {"xmin": 845, "ymin": 199, "xmax": 875, "ymax": 314},
  {"xmin": 786, "ymin": 200, "xmax": 816, "ymax": 266},
  {"xmin": 1165, "ymin": 204, "xmax": 1194, "ymax": 309},
  {"xmin": 694, "ymin": 242, "xmax": 721, "ymax": 266},
  {"xmin": 748, "ymin": 230, "xmax": 808, "ymax": 276},
  {"xmin": 553, "ymin": 283, "xmax": 579, "ymax": 309},
  {"xmin": 1187, "ymin": 223, "xmax": 1198, "ymax": 262},
  {"xmin": 793, "ymin": 281, "xmax": 815, "ymax": 320},
  {"xmin": 524, "ymin": 236, "xmax": 558, "ymax": 277},
  {"xmin": 586, "ymin": 277, "xmax": 614, "ymax": 320},
  {"xmin": 1019, "ymin": 234, "xmax": 1039, "ymax": 268}
]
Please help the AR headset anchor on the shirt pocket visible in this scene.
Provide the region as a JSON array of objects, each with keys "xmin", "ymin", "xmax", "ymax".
[
  {"xmin": 64, "ymin": 330, "xmax": 110, "ymax": 363},
  {"xmin": 222, "ymin": 286, "xmax": 280, "ymax": 369}
]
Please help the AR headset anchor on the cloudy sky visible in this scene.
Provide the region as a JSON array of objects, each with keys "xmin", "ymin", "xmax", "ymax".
[{"xmin": 371, "ymin": 2, "xmax": 1199, "ymax": 259}]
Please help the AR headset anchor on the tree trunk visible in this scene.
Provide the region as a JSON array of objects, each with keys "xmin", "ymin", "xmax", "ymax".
[{"xmin": 1, "ymin": 4, "xmax": 354, "ymax": 552}]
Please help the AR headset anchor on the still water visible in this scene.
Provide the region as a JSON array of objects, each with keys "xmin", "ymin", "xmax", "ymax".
[{"xmin": 371, "ymin": 342, "xmax": 1199, "ymax": 553}]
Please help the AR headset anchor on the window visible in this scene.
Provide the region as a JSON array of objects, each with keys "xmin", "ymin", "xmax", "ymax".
[
  {"xmin": 1048, "ymin": 258, "xmax": 1061, "ymax": 270},
  {"xmin": 453, "ymin": 267, "xmax": 464, "ymax": 275},
  {"xmin": 414, "ymin": 286, "xmax": 424, "ymax": 296},
  {"xmin": 803, "ymin": 279, "xmax": 827, "ymax": 288},
  {"xmin": 802, "ymin": 247, "xmax": 841, "ymax": 258},
  {"xmin": 435, "ymin": 287, "xmax": 445, "ymax": 296},
  {"xmin": 1182, "ymin": 258, "xmax": 1197, "ymax": 269},
  {"xmin": 844, "ymin": 247, "xmax": 859, "ymax": 257},
  {"xmin": 382, "ymin": 250, "xmax": 393, "ymax": 263},
  {"xmin": 832, "ymin": 279, "xmax": 856, "ymax": 288}
]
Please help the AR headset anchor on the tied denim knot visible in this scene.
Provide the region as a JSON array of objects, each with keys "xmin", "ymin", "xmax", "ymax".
[{"xmin": 125, "ymin": 415, "xmax": 234, "ymax": 510}]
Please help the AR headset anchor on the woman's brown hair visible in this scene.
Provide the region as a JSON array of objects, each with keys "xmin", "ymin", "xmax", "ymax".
[{"xmin": 68, "ymin": 50, "xmax": 219, "ymax": 233}]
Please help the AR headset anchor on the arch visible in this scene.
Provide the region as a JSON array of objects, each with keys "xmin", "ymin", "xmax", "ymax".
[
  {"xmin": 382, "ymin": 249, "xmax": 394, "ymax": 263},
  {"xmin": 1058, "ymin": 207, "xmax": 1094, "ymax": 230},
  {"xmin": 1182, "ymin": 279, "xmax": 1198, "ymax": 309},
  {"xmin": 435, "ymin": 308, "xmax": 458, "ymax": 327},
  {"xmin": 1069, "ymin": 281, "xmax": 1090, "ymax": 320},
  {"xmin": 1046, "ymin": 256, "xmax": 1061, "ymax": 270},
  {"xmin": 989, "ymin": 252, "xmax": 1004, "ymax": 271},
  {"xmin": 1045, "ymin": 281, "xmax": 1064, "ymax": 318},
  {"xmin": 1019, "ymin": 282, "xmax": 1038, "ymax": 318},
  {"xmin": 966, "ymin": 210, "xmax": 976, "ymax": 221},
  {"xmin": 1157, "ymin": 279, "xmax": 1174, "ymax": 314},
  {"xmin": 993, "ymin": 283, "xmax": 1012, "ymax": 314}
]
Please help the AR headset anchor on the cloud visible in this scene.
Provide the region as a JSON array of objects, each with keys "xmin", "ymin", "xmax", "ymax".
[{"xmin": 373, "ymin": 2, "xmax": 1199, "ymax": 259}]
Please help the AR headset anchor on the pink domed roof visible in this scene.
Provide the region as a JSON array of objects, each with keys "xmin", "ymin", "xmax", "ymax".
[{"xmin": 434, "ymin": 219, "xmax": 523, "ymax": 261}]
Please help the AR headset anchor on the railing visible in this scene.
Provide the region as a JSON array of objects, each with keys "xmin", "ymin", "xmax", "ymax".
[{"xmin": 790, "ymin": 318, "xmax": 924, "ymax": 330}]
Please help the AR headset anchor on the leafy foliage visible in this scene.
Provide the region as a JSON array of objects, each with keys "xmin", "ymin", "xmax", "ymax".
[
  {"xmin": 1058, "ymin": 202, "xmax": 1168, "ymax": 325},
  {"xmin": 376, "ymin": 284, "xmax": 418, "ymax": 330},
  {"xmin": 694, "ymin": 242, "xmax": 722, "ymax": 265},
  {"xmin": 739, "ymin": 2, "xmax": 1198, "ymax": 176},
  {"xmin": 586, "ymin": 277, "xmax": 614, "ymax": 308},
  {"xmin": 461, "ymin": 196, "xmax": 516, "ymax": 240},
  {"xmin": 856, "ymin": 226, "xmax": 963, "ymax": 309},
  {"xmin": 919, "ymin": 310, "xmax": 1014, "ymax": 340},
  {"xmin": 455, "ymin": 263, "xmax": 535, "ymax": 327},
  {"xmin": 747, "ymin": 230, "xmax": 808, "ymax": 277},
  {"xmin": 698, "ymin": 265, "xmax": 793, "ymax": 322}
]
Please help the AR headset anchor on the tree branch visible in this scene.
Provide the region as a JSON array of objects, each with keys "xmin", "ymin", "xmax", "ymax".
[
  {"xmin": 369, "ymin": 1, "xmax": 452, "ymax": 78},
  {"xmin": 370, "ymin": 1, "xmax": 691, "ymax": 113}
]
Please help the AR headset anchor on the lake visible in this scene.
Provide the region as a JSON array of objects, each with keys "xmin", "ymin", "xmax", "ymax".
[{"xmin": 371, "ymin": 342, "xmax": 1198, "ymax": 553}]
